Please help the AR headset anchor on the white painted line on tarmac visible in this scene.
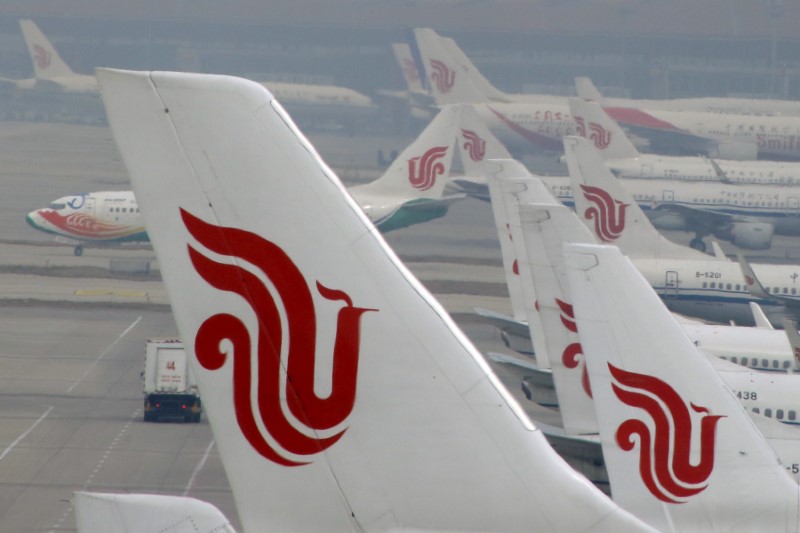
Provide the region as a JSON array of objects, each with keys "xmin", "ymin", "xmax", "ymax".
[
  {"xmin": 66, "ymin": 315, "xmax": 142, "ymax": 393},
  {"xmin": 183, "ymin": 439, "xmax": 216, "ymax": 496},
  {"xmin": 0, "ymin": 405, "xmax": 53, "ymax": 463}
]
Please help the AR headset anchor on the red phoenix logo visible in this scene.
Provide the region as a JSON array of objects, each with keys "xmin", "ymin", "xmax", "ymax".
[
  {"xmin": 580, "ymin": 184, "xmax": 629, "ymax": 242},
  {"xmin": 33, "ymin": 44, "xmax": 51, "ymax": 69},
  {"xmin": 461, "ymin": 129, "xmax": 486, "ymax": 161},
  {"xmin": 588, "ymin": 122, "xmax": 612, "ymax": 150},
  {"xmin": 402, "ymin": 58, "xmax": 419, "ymax": 83},
  {"xmin": 181, "ymin": 209, "xmax": 376, "ymax": 467},
  {"xmin": 429, "ymin": 59, "xmax": 455, "ymax": 94},
  {"xmin": 408, "ymin": 145, "xmax": 449, "ymax": 191},
  {"xmin": 609, "ymin": 363, "xmax": 725, "ymax": 503},
  {"xmin": 556, "ymin": 298, "xmax": 591, "ymax": 397}
]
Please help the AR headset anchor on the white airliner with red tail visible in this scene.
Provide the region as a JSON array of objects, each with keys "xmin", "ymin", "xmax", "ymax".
[
  {"xmin": 569, "ymin": 97, "xmax": 800, "ymax": 251},
  {"xmin": 97, "ymin": 68, "xmax": 652, "ymax": 532},
  {"xmin": 6, "ymin": 19, "xmax": 99, "ymax": 93},
  {"xmin": 567, "ymin": 242, "xmax": 800, "ymax": 530},
  {"xmin": 566, "ymin": 135, "xmax": 800, "ymax": 326},
  {"xmin": 413, "ymin": 28, "xmax": 576, "ymax": 153}
]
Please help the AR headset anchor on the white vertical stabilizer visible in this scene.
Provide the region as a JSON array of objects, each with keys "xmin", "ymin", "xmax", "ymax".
[
  {"xmin": 413, "ymin": 28, "xmax": 489, "ymax": 104},
  {"xmin": 565, "ymin": 243, "xmax": 800, "ymax": 531},
  {"xmin": 98, "ymin": 69, "xmax": 650, "ymax": 532},
  {"xmin": 568, "ymin": 98, "xmax": 639, "ymax": 160},
  {"xmin": 20, "ymin": 19, "xmax": 77, "ymax": 80},
  {"xmin": 565, "ymin": 135, "xmax": 708, "ymax": 260}
]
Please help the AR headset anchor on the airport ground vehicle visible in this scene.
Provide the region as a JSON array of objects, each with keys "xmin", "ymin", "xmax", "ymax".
[{"xmin": 142, "ymin": 339, "xmax": 201, "ymax": 423}]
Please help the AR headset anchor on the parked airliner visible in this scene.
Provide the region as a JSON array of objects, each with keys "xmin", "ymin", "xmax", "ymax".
[
  {"xmin": 570, "ymin": 97, "xmax": 800, "ymax": 186},
  {"xmin": 414, "ymin": 27, "xmax": 800, "ymax": 160}
]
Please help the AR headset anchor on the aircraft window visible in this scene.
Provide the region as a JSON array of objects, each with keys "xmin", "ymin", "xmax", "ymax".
[
  {"xmin": 785, "ymin": 361, "xmax": 792, "ymax": 369},
  {"xmin": 730, "ymin": 356, "xmax": 737, "ymax": 364},
  {"xmin": 753, "ymin": 407, "xmax": 760, "ymax": 414},
  {"xmin": 790, "ymin": 411, "xmax": 797, "ymax": 421},
  {"xmin": 122, "ymin": 208, "xmax": 127, "ymax": 213},
  {"xmin": 784, "ymin": 288, "xmax": 789, "ymax": 294},
  {"xmin": 710, "ymin": 282, "xmax": 716, "ymax": 289},
  {"xmin": 702, "ymin": 282, "xmax": 708, "ymax": 288},
  {"xmin": 762, "ymin": 359, "xmax": 769, "ymax": 367},
  {"xmin": 773, "ymin": 360, "xmax": 780, "ymax": 369},
  {"xmin": 793, "ymin": 288, "xmax": 798, "ymax": 295},
  {"xmin": 778, "ymin": 409, "xmax": 784, "ymax": 420},
  {"xmin": 773, "ymin": 287, "xmax": 780, "ymax": 294},
  {"xmin": 50, "ymin": 203, "xmax": 66, "ymax": 210},
  {"xmin": 736, "ymin": 284, "xmax": 741, "ymax": 291},
  {"xmin": 726, "ymin": 283, "xmax": 732, "ymax": 290},
  {"xmin": 765, "ymin": 408, "xmax": 772, "ymax": 418}
]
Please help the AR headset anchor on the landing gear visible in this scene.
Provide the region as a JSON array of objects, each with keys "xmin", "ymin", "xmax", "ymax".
[
  {"xmin": 689, "ymin": 237, "xmax": 706, "ymax": 253},
  {"xmin": 73, "ymin": 245, "xmax": 83, "ymax": 256}
]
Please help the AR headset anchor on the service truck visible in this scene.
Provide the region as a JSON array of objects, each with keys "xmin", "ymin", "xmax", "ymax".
[{"xmin": 142, "ymin": 339, "xmax": 202, "ymax": 422}]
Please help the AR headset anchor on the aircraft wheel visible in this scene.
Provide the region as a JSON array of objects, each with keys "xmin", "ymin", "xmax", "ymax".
[
  {"xmin": 689, "ymin": 238, "xmax": 706, "ymax": 253},
  {"xmin": 74, "ymin": 246, "xmax": 83, "ymax": 257}
]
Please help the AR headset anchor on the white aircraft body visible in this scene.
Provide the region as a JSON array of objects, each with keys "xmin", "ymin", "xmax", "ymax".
[
  {"xmin": 575, "ymin": 76, "xmax": 800, "ymax": 117},
  {"xmin": 26, "ymin": 106, "xmax": 465, "ymax": 253},
  {"xmin": 567, "ymin": 242, "xmax": 800, "ymax": 530},
  {"xmin": 565, "ymin": 136, "xmax": 800, "ymax": 326},
  {"xmin": 262, "ymin": 80, "xmax": 373, "ymax": 109},
  {"xmin": 416, "ymin": 28, "xmax": 800, "ymax": 117},
  {"xmin": 25, "ymin": 191, "xmax": 146, "ymax": 255},
  {"xmin": 570, "ymin": 97, "xmax": 800, "ymax": 186},
  {"xmin": 414, "ymin": 27, "xmax": 800, "ymax": 159},
  {"xmin": 97, "ymin": 68, "xmax": 653, "ymax": 532}
]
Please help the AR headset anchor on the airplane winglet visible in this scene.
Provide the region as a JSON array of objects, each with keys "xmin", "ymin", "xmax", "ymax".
[
  {"xmin": 707, "ymin": 157, "xmax": 733, "ymax": 184},
  {"xmin": 749, "ymin": 302, "xmax": 775, "ymax": 330},
  {"xmin": 737, "ymin": 254, "xmax": 774, "ymax": 300}
]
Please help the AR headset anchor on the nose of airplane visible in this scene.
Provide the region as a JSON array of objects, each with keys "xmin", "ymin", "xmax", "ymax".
[{"xmin": 25, "ymin": 210, "xmax": 41, "ymax": 229}]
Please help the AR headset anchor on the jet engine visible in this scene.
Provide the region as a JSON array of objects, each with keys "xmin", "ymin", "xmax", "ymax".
[{"xmin": 726, "ymin": 221, "xmax": 774, "ymax": 250}]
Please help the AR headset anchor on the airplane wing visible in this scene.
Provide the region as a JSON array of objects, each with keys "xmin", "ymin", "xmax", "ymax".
[
  {"xmin": 474, "ymin": 307, "xmax": 531, "ymax": 340},
  {"xmin": 401, "ymin": 193, "xmax": 465, "ymax": 211}
]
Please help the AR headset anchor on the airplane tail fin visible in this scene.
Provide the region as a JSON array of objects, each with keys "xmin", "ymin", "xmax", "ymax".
[
  {"xmin": 574, "ymin": 77, "xmax": 606, "ymax": 104},
  {"xmin": 19, "ymin": 19, "xmax": 77, "ymax": 80},
  {"xmin": 568, "ymin": 98, "xmax": 640, "ymax": 160},
  {"xmin": 457, "ymin": 105, "xmax": 513, "ymax": 176},
  {"xmin": 438, "ymin": 34, "xmax": 510, "ymax": 102},
  {"xmin": 353, "ymin": 104, "xmax": 460, "ymax": 201},
  {"xmin": 98, "ymin": 69, "xmax": 648, "ymax": 532},
  {"xmin": 565, "ymin": 242, "xmax": 800, "ymax": 531},
  {"xmin": 513, "ymin": 201, "xmax": 600, "ymax": 434},
  {"xmin": 564, "ymin": 135, "xmax": 707, "ymax": 260},
  {"xmin": 487, "ymin": 170, "xmax": 557, "ymax": 368},
  {"xmin": 73, "ymin": 492, "xmax": 235, "ymax": 533},
  {"xmin": 391, "ymin": 42, "xmax": 426, "ymax": 96},
  {"xmin": 413, "ymin": 28, "xmax": 490, "ymax": 104}
]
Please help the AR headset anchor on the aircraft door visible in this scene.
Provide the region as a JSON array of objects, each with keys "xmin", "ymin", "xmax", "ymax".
[
  {"xmin": 662, "ymin": 190, "xmax": 674, "ymax": 202},
  {"xmin": 664, "ymin": 270, "xmax": 679, "ymax": 298},
  {"xmin": 83, "ymin": 197, "xmax": 96, "ymax": 216},
  {"xmin": 789, "ymin": 196, "xmax": 799, "ymax": 210},
  {"xmin": 641, "ymin": 164, "xmax": 653, "ymax": 177}
]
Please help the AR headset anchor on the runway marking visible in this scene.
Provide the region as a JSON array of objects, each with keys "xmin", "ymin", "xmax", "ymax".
[
  {"xmin": 66, "ymin": 315, "xmax": 142, "ymax": 393},
  {"xmin": 0, "ymin": 405, "xmax": 53, "ymax": 463},
  {"xmin": 49, "ymin": 409, "xmax": 141, "ymax": 533},
  {"xmin": 183, "ymin": 439, "xmax": 215, "ymax": 496}
]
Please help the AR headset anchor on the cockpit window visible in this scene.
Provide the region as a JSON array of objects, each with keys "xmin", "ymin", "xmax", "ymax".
[{"xmin": 49, "ymin": 203, "xmax": 66, "ymax": 210}]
